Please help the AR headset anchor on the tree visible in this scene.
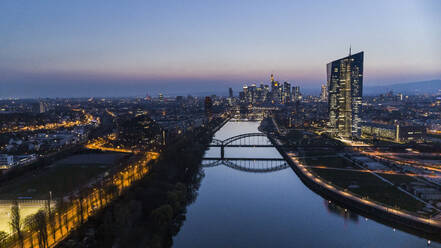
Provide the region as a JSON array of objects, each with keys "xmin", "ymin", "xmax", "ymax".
[
  {"xmin": 55, "ymin": 199, "xmax": 67, "ymax": 235},
  {"xmin": 0, "ymin": 231, "xmax": 9, "ymax": 248},
  {"xmin": 46, "ymin": 201, "xmax": 56, "ymax": 242},
  {"xmin": 24, "ymin": 215, "xmax": 37, "ymax": 248},
  {"xmin": 76, "ymin": 196, "xmax": 84, "ymax": 224},
  {"xmin": 34, "ymin": 210, "xmax": 48, "ymax": 248},
  {"xmin": 104, "ymin": 184, "xmax": 119, "ymax": 202},
  {"xmin": 150, "ymin": 204, "xmax": 173, "ymax": 232},
  {"xmin": 9, "ymin": 200, "xmax": 23, "ymax": 248}
]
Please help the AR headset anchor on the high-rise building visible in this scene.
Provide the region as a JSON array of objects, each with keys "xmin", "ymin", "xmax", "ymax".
[
  {"xmin": 39, "ymin": 101, "xmax": 46, "ymax": 113},
  {"xmin": 270, "ymin": 74, "xmax": 281, "ymax": 103},
  {"xmin": 320, "ymin": 84, "xmax": 328, "ymax": 102},
  {"xmin": 263, "ymin": 85, "xmax": 270, "ymax": 102},
  {"xmin": 238, "ymin": 92, "xmax": 245, "ymax": 102},
  {"xmin": 242, "ymin": 85, "xmax": 248, "ymax": 103},
  {"xmin": 229, "ymin": 88, "xmax": 233, "ymax": 98},
  {"xmin": 292, "ymin": 86, "xmax": 301, "ymax": 102},
  {"xmin": 327, "ymin": 51, "xmax": 363, "ymax": 138},
  {"xmin": 282, "ymin": 82, "xmax": 291, "ymax": 104},
  {"xmin": 249, "ymin": 84, "xmax": 257, "ymax": 103},
  {"xmin": 204, "ymin": 96, "xmax": 213, "ymax": 115}
]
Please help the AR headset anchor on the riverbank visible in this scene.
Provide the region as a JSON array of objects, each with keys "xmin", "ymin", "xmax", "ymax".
[
  {"xmin": 267, "ymin": 134, "xmax": 441, "ymax": 238},
  {"xmin": 54, "ymin": 117, "xmax": 225, "ymax": 248}
]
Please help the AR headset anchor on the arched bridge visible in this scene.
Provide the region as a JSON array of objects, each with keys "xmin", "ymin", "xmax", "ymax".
[
  {"xmin": 210, "ymin": 132, "xmax": 273, "ymax": 159},
  {"xmin": 211, "ymin": 132, "xmax": 272, "ymax": 147},
  {"xmin": 201, "ymin": 158, "xmax": 289, "ymax": 173}
]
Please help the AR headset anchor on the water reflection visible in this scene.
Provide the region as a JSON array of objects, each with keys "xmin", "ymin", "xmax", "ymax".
[
  {"xmin": 174, "ymin": 121, "xmax": 440, "ymax": 248},
  {"xmin": 202, "ymin": 159, "xmax": 289, "ymax": 173},
  {"xmin": 324, "ymin": 200, "xmax": 359, "ymax": 223}
]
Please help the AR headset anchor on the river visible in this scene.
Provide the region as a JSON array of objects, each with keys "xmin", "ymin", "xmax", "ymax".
[{"xmin": 173, "ymin": 121, "xmax": 440, "ymax": 247}]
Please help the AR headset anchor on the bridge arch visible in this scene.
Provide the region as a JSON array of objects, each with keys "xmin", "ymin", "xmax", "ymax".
[
  {"xmin": 222, "ymin": 132, "xmax": 268, "ymax": 146},
  {"xmin": 223, "ymin": 160, "xmax": 288, "ymax": 173},
  {"xmin": 210, "ymin": 133, "xmax": 271, "ymax": 147},
  {"xmin": 201, "ymin": 159, "xmax": 289, "ymax": 173},
  {"xmin": 211, "ymin": 139, "xmax": 223, "ymax": 146}
]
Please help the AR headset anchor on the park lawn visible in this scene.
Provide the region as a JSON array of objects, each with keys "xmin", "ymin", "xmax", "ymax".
[
  {"xmin": 303, "ymin": 156, "xmax": 356, "ymax": 169},
  {"xmin": 309, "ymin": 168, "xmax": 428, "ymax": 215},
  {"xmin": 301, "ymin": 150, "xmax": 340, "ymax": 157},
  {"xmin": 379, "ymin": 173, "xmax": 420, "ymax": 186}
]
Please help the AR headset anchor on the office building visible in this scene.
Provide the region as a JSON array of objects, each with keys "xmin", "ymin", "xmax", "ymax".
[
  {"xmin": 361, "ymin": 123, "xmax": 426, "ymax": 143},
  {"xmin": 327, "ymin": 50, "xmax": 363, "ymax": 138},
  {"xmin": 282, "ymin": 82, "xmax": 291, "ymax": 104},
  {"xmin": 320, "ymin": 84, "xmax": 328, "ymax": 102},
  {"xmin": 292, "ymin": 86, "xmax": 301, "ymax": 102}
]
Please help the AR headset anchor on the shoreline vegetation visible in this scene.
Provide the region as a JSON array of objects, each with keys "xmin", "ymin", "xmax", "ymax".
[
  {"xmin": 54, "ymin": 117, "xmax": 224, "ymax": 248},
  {"xmin": 2, "ymin": 114, "xmax": 225, "ymax": 248}
]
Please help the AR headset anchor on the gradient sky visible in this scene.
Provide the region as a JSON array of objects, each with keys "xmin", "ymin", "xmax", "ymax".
[{"xmin": 1, "ymin": 0, "xmax": 440, "ymax": 97}]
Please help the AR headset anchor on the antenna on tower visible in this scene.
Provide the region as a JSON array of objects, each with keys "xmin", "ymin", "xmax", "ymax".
[{"xmin": 349, "ymin": 45, "xmax": 352, "ymax": 56}]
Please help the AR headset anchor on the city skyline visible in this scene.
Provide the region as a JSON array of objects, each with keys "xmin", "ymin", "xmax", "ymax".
[
  {"xmin": 2, "ymin": 1, "xmax": 441, "ymax": 247},
  {"xmin": 1, "ymin": 0, "xmax": 440, "ymax": 98}
]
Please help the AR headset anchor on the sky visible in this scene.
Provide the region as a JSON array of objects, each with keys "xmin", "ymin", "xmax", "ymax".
[{"xmin": 1, "ymin": 0, "xmax": 440, "ymax": 98}]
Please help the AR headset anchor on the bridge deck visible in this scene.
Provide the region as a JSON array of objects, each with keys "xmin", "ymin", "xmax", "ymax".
[{"xmin": 204, "ymin": 157, "xmax": 285, "ymax": 161}]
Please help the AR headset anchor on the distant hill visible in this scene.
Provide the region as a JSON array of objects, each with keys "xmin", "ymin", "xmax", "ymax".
[{"xmin": 364, "ymin": 79, "xmax": 441, "ymax": 95}]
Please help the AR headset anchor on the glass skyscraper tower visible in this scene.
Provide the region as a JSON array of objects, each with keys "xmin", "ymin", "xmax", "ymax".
[{"xmin": 327, "ymin": 51, "xmax": 363, "ymax": 138}]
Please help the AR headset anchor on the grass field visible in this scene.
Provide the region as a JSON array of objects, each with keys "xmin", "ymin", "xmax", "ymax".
[
  {"xmin": 303, "ymin": 156, "xmax": 355, "ymax": 169},
  {"xmin": 301, "ymin": 154, "xmax": 432, "ymax": 216},
  {"xmin": 309, "ymin": 168, "xmax": 427, "ymax": 214},
  {"xmin": 0, "ymin": 152, "xmax": 127, "ymax": 199}
]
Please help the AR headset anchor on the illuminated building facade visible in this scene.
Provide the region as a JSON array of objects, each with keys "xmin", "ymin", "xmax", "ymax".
[
  {"xmin": 361, "ymin": 123, "xmax": 426, "ymax": 143},
  {"xmin": 320, "ymin": 84, "xmax": 328, "ymax": 102},
  {"xmin": 282, "ymin": 82, "xmax": 291, "ymax": 104},
  {"xmin": 270, "ymin": 74, "xmax": 281, "ymax": 104},
  {"xmin": 327, "ymin": 51, "xmax": 363, "ymax": 138},
  {"xmin": 292, "ymin": 86, "xmax": 301, "ymax": 102}
]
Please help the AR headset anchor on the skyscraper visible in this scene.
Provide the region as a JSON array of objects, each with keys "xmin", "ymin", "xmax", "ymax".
[
  {"xmin": 204, "ymin": 96, "xmax": 212, "ymax": 115},
  {"xmin": 292, "ymin": 86, "xmax": 301, "ymax": 102},
  {"xmin": 242, "ymin": 85, "xmax": 248, "ymax": 102},
  {"xmin": 327, "ymin": 51, "xmax": 363, "ymax": 138},
  {"xmin": 320, "ymin": 84, "xmax": 328, "ymax": 102},
  {"xmin": 229, "ymin": 88, "xmax": 233, "ymax": 98},
  {"xmin": 282, "ymin": 82, "xmax": 291, "ymax": 104},
  {"xmin": 39, "ymin": 101, "xmax": 46, "ymax": 113}
]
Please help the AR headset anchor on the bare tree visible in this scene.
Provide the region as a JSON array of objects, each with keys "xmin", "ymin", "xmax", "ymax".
[
  {"xmin": 24, "ymin": 215, "xmax": 37, "ymax": 248},
  {"xmin": 55, "ymin": 199, "xmax": 67, "ymax": 235},
  {"xmin": 9, "ymin": 200, "xmax": 23, "ymax": 248},
  {"xmin": 0, "ymin": 231, "xmax": 10, "ymax": 248},
  {"xmin": 46, "ymin": 201, "xmax": 56, "ymax": 242},
  {"xmin": 77, "ymin": 195, "xmax": 85, "ymax": 224},
  {"xmin": 96, "ymin": 184, "xmax": 104, "ymax": 208},
  {"xmin": 35, "ymin": 210, "xmax": 48, "ymax": 248}
]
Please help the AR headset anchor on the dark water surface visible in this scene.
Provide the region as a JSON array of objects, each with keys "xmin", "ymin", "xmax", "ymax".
[{"xmin": 173, "ymin": 121, "xmax": 439, "ymax": 248}]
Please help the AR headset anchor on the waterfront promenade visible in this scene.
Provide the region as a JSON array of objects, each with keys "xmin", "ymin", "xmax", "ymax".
[{"xmin": 269, "ymin": 135, "xmax": 441, "ymax": 236}]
